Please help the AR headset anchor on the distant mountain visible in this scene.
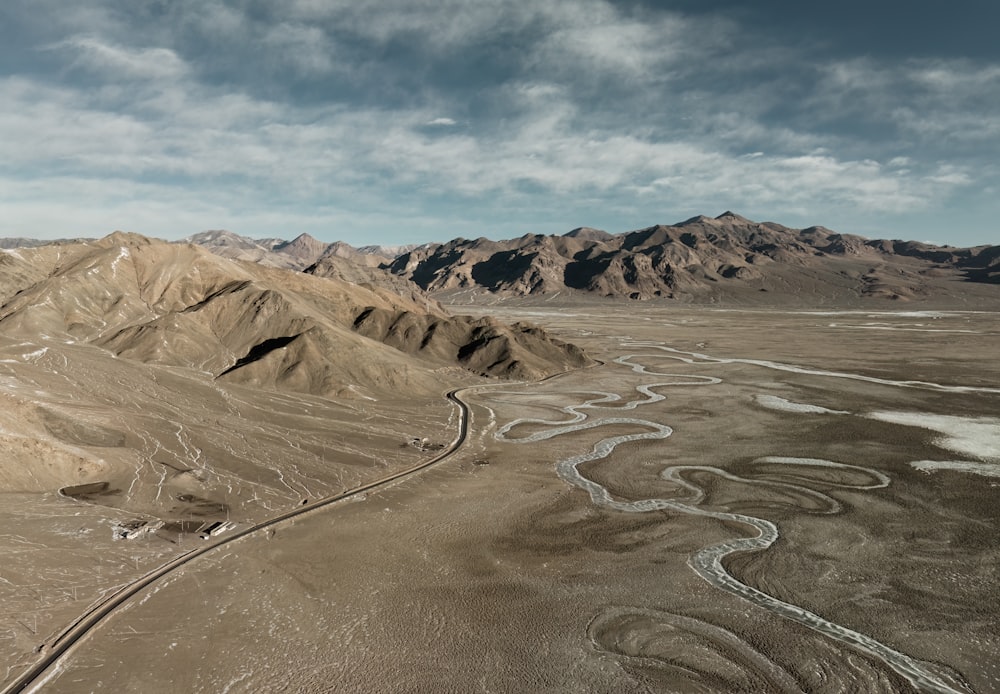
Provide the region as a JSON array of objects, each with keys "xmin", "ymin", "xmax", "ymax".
[
  {"xmin": 180, "ymin": 230, "xmax": 409, "ymax": 271},
  {"xmin": 357, "ymin": 243, "xmax": 423, "ymax": 258},
  {"xmin": 180, "ymin": 230, "xmax": 286, "ymax": 267},
  {"xmin": 313, "ymin": 240, "xmax": 390, "ymax": 268},
  {"xmin": 183, "ymin": 231, "xmax": 435, "ymax": 305},
  {"xmin": 563, "ymin": 227, "xmax": 615, "ymax": 242},
  {"xmin": 269, "ymin": 233, "xmax": 329, "ymax": 267},
  {"xmin": 387, "ymin": 232, "xmax": 602, "ymax": 296},
  {"xmin": 0, "ymin": 234, "xmax": 592, "ymax": 397},
  {"xmin": 11, "ymin": 213, "xmax": 998, "ymax": 305},
  {"xmin": 1, "ymin": 236, "xmax": 94, "ymax": 249},
  {"xmin": 386, "ymin": 212, "xmax": 1000, "ymax": 303}
]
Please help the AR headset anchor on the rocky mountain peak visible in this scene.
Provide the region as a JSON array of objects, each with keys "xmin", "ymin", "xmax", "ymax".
[
  {"xmin": 715, "ymin": 211, "xmax": 752, "ymax": 223},
  {"xmin": 98, "ymin": 230, "xmax": 155, "ymax": 248}
]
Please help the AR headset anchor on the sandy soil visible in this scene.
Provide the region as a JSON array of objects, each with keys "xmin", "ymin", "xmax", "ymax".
[
  {"xmin": 0, "ymin": 335, "xmax": 458, "ymax": 687},
  {"xmin": 7, "ymin": 305, "xmax": 1000, "ymax": 693}
]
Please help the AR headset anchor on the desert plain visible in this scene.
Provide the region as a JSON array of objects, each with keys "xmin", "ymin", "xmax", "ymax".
[{"xmin": 2, "ymin": 299, "xmax": 997, "ymax": 693}]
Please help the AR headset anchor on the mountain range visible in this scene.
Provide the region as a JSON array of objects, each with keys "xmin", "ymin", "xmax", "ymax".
[
  {"xmin": 0, "ymin": 234, "xmax": 591, "ymax": 400},
  {"xmin": 387, "ymin": 212, "xmax": 1000, "ymax": 303},
  {"xmin": 5, "ymin": 213, "xmax": 999, "ymax": 307},
  {"xmin": 180, "ymin": 230, "xmax": 417, "ymax": 272},
  {"xmin": 177, "ymin": 213, "xmax": 1000, "ymax": 304}
]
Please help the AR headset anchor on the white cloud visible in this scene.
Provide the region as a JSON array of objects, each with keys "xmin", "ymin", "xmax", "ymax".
[
  {"xmin": 927, "ymin": 165, "xmax": 972, "ymax": 186},
  {"xmin": 283, "ymin": 0, "xmax": 723, "ymax": 80},
  {"xmin": 699, "ymin": 112, "xmax": 826, "ymax": 152},
  {"xmin": 2, "ymin": 0, "xmax": 998, "ymax": 244},
  {"xmin": 54, "ymin": 36, "xmax": 189, "ymax": 80},
  {"xmin": 0, "ymin": 54, "xmax": 974, "ymax": 242},
  {"xmin": 186, "ymin": 1, "xmax": 248, "ymax": 39},
  {"xmin": 892, "ymin": 107, "xmax": 1000, "ymax": 142},
  {"xmin": 813, "ymin": 58, "xmax": 1000, "ymax": 147},
  {"xmin": 262, "ymin": 22, "xmax": 338, "ymax": 76},
  {"xmin": 909, "ymin": 62, "xmax": 1000, "ymax": 91},
  {"xmin": 286, "ymin": 0, "xmax": 525, "ymax": 48},
  {"xmin": 532, "ymin": 7, "xmax": 699, "ymax": 79}
]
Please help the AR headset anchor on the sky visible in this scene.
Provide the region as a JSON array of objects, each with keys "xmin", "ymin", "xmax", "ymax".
[{"xmin": 1, "ymin": 0, "xmax": 998, "ymax": 247}]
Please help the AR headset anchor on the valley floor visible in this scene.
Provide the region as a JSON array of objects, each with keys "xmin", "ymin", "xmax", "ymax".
[{"xmin": 6, "ymin": 305, "xmax": 1000, "ymax": 693}]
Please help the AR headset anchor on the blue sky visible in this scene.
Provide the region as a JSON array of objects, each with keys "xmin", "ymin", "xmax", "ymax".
[{"xmin": 2, "ymin": 0, "xmax": 998, "ymax": 246}]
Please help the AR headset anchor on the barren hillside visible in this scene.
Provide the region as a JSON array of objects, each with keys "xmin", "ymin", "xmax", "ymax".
[{"xmin": 0, "ymin": 233, "xmax": 592, "ymax": 398}]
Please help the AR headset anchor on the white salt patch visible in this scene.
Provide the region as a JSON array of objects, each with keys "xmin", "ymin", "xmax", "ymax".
[
  {"xmin": 867, "ymin": 412, "xmax": 1000, "ymax": 461},
  {"xmin": 910, "ymin": 460, "xmax": 1000, "ymax": 479},
  {"xmin": 868, "ymin": 311, "xmax": 950, "ymax": 318},
  {"xmin": 820, "ymin": 310, "xmax": 954, "ymax": 318},
  {"xmin": 636, "ymin": 343, "xmax": 1000, "ymax": 394},
  {"xmin": 754, "ymin": 395, "xmax": 848, "ymax": 415},
  {"xmin": 758, "ymin": 456, "xmax": 844, "ymax": 467},
  {"xmin": 828, "ymin": 323, "xmax": 975, "ymax": 333}
]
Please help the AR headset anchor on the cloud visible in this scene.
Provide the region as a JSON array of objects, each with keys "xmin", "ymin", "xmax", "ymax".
[
  {"xmin": 530, "ymin": 6, "xmax": 700, "ymax": 80},
  {"xmin": 262, "ymin": 22, "xmax": 338, "ymax": 76},
  {"xmin": 53, "ymin": 36, "xmax": 189, "ymax": 80},
  {"xmin": 2, "ymin": 0, "xmax": 998, "ymax": 245},
  {"xmin": 0, "ymin": 59, "xmax": 975, "ymax": 241},
  {"xmin": 809, "ymin": 58, "xmax": 1000, "ymax": 149},
  {"xmin": 284, "ymin": 0, "xmax": 530, "ymax": 49}
]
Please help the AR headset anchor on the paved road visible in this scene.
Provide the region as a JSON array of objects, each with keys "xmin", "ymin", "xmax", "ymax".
[{"xmin": 3, "ymin": 388, "xmax": 473, "ymax": 694}]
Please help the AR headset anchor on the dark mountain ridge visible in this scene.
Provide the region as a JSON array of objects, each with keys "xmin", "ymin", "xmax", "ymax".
[{"xmin": 386, "ymin": 212, "xmax": 1000, "ymax": 302}]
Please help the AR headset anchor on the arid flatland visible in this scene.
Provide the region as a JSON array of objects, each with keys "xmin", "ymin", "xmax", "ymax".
[{"xmin": 6, "ymin": 304, "xmax": 997, "ymax": 693}]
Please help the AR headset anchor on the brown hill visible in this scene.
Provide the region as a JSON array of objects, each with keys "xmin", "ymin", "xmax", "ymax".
[
  {"xmin": 0, "ymin": 248, "xmax": 50, "ymax": 301},
  {"xmin": 317, "ymin": 241, "xmax": 393, "ymax": 267},
  {"xmin": 387, "ymin": 212, "xmax": 1000, "ymax": 303},
  {"xmin": 0, "ymin": 234, "xmax": 592, "ymax": 398},
  {"xmin": 353, "ymin": 308, "xmax": 589, "ymax": 379},
  {"xmin": 270, "ymin": 233, "xmax": 329, "ymax": 268},
  {"xmin": 0, "ymin": 231, "xmax": 591, "ymax": 537},
  {"xmin": 304, "ymin": 253, "xmax": 440, "ymax": 313}
]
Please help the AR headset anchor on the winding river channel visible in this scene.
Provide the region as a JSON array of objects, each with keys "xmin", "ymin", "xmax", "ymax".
[{"xmin": 494, "ymin": 343, "xmax": 975, "ymax": 694}]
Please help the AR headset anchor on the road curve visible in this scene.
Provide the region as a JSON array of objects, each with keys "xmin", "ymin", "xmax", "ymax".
[{"xmin": 4, "ymin": 388, "xmax": 475, "ymax": 694}]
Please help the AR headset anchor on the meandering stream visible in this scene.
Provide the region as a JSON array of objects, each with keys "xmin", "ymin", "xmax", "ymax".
[{"xmin": 493, "ymin": 345, "xmax": 972, "ymax": 694}]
